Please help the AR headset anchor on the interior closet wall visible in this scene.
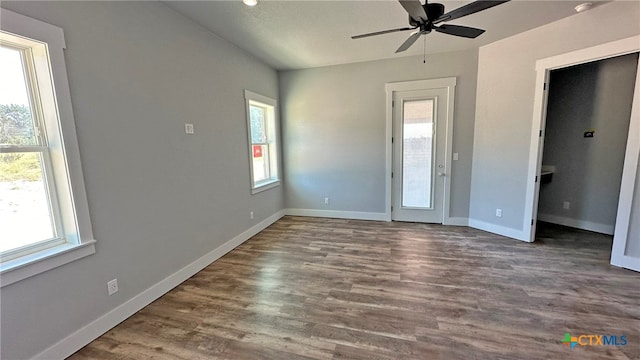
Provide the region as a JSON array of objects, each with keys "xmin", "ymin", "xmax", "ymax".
[{"xmin": 538, "ymin": 53, "xmax": 639, "ymax": 234}]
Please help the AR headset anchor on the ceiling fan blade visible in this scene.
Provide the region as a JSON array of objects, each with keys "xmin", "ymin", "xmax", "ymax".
[
  {"xmin": 433, "ymin": 0, "xmax": 510, "ymax": 24},
  {"xmin": 435, "ymin": 24, "xmax": 485, "ymax": 38},
  {"xmin": 352, "ymin": 27, "xmax": 417, "ymax": 39},
  {"xmin": 398, "ymin": 0, "xmax": 429, "ymax": 22},
  {"xmin": 395, "ymin": 31, "xmax": 422, "ymax": 53}
]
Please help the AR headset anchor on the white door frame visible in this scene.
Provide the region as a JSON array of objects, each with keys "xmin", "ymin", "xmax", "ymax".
[
  {"xmin": 524, "ymin": 36, "xmax": 640, "ymax": 269},
  {"xmin": 612, "ymin": 54, "xmax": 640, "ymax": 270},
  {"xmin": 385, "ymin": 77, "xmax": 456, "ymax": 223}
]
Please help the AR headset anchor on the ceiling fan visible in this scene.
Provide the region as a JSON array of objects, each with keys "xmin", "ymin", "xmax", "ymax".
[{"xmin": 352, "ymin": 0, "xmax": 510, "ymax": 53}]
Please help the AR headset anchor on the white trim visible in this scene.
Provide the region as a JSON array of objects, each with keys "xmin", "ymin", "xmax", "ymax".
[
  {"xmin": 285, "ymin": 208, "xmax": 388, "ymax": 221},
  {"xmin": 535, "ymin": 37, "xmax": 640, "ymax": 72},
  {"xmin": 611, "ymin": 51, "xmax": 640, "ymax": 270},
  {"xmin": 251, "ymin": 180, "xmax": 280, "ymax": 194},
  {"xmin": 525, "ymin": 36, "xmax": 640, "ymax": 254},
  {"xmin": 525, "ymin": 66, "xmax": 550, "ymax": 241},
  {"xmin": 0, "ymin": 8, "xmax": 65, "ymax": 50},
  {"xmin": 1, "ymin": 9, "xmax": 96, "ymax": 281},
  {"xmin": 444, "ymin": 217, "xmax": 469, "ymax": 226},
  {"xmin": 244, "ymin": 89, "xmax": 276, "ymax": 106},
  {"xmin": 284, "ymin": 208, "xmax": 464, "ymax": 224},
  {"xmin": 244, "ymin": 90, "xmax": 280, "ymax": 194},
  {"xmin": 31, "ymin": 210, "xmax": 285, "ymax": 360},
  {"xmin": 538, "ymin": 214, "xmax": 615, "ymax": 235},
  {"xmin": 468, "ymin": 219, "xmax": 529, "ymax": 242},
  {"xmin": 618, "ymin": 256, "xmax": 640, "ymax": 273},
  {"xmin": 0, "ymin": 241, "xmax": 96, "ymax": 287},
  {"xmin": 385, "ymin": 77, "xmax": 456, "ymax": 224}
]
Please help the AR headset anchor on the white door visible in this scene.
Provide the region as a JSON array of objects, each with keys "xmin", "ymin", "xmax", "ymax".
[{"xmin": 392, "ymin": 88, "xmax": 448, "ymax": 223}]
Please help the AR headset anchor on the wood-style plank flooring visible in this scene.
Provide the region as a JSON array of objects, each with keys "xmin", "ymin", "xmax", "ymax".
[{"xmin": 70, "ymin": 217, "xmax": 639, "ymax": 359}]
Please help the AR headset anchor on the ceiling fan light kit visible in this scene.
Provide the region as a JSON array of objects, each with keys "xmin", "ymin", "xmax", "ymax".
[
  {"xmin": 352, "ymin": 0, "xmax": 510, "ymax": 53},
  {"xmin": 243, "ymin": 0, "xmax": 257, "ymax": 7}
]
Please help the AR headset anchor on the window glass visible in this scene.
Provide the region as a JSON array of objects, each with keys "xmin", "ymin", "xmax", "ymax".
[
  {"xmin": 1, "ymin": 9, "xmax": 96, "ymax": 286},
  {"xmin": 250, "ymin": 104, "xmax": 265, "ymax": 144},
  {"xmin": 245, "ymin": 91, "xmax": 279, "ymax": 192},
  {"xmin": 0, "ymin": 46, "xmax": 37, "ymax": 146},
  {"xmin": 0, "ymin": 153, "xmax": 56, "ymax": 252},
  {"xmin": 1, "ymin": 45, "xmax": 57, "ymax": 256},
  {"xmin": 402, "ymin": 99, "xmax": 434, "ymax": 208}
]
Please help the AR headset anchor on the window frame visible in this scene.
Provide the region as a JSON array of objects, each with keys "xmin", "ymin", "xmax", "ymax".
[
  {"xmin": 244, "ymin": 90, "xmax": 280, "ymax": 194},
  {"xmin": 1, "ymin": 41, "xmax": 66, "ymax": 262},
  {"xmin": 0, "ymin": 9, "xmax": 95, "ymax": 287}
]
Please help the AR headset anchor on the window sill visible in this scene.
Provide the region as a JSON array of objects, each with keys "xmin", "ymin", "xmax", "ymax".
[
  {"xmin": 0, "ymin": 240, "xmax": 96, "ymax": 288},
  {"xmin": 252, "ymin": 180, "xmax": 280, "ymax": 194}
]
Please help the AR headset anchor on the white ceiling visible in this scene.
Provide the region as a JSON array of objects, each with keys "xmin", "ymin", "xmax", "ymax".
[{"xmin": 165, "ymin": 0, "xmax": 599, "ymax": 70}]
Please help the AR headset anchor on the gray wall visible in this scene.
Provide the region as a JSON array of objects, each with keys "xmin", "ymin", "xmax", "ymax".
[
  {"xmin": 626, "ymin": 155, "xmax": 640, "ymax": 258},
  {"xmin": 0, "ymin": 2, "xmax": 281, "ymax": 359},
  {"xmin": 538, "ymin": 54, "xmax": 638, "ymax": 232},
  {"xmin": 279, "ymin": 50, "xmax": 479, "ymax": 219},
  {"xmin": 470, "ymin": 1, "xmax": 640, "ymax": 233}
]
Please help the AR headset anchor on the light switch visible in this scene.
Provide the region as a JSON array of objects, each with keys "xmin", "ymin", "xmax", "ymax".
[
  {"xmin": 453, "ymin": 153, "xmax": 459, "ymax": 161},
  {"xmin": 185, "ymin": 123, "xmax": 194, "ymax": 134}
]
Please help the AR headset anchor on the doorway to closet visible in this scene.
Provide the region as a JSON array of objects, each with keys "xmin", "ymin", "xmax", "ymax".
[{"xmin": 535, "ymin": 53, "xmax": 639, "ymax": 254}]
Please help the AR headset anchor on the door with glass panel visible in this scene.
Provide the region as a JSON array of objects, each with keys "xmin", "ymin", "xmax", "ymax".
[{"xmin": 392, "ymin": 88, "xmax": 447, "ymax": 223}]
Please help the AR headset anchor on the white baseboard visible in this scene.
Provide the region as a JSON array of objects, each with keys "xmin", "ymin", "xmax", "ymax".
[
  {"xmin": 538, "ymin": 213, "xmax": 614, "ymax": 235},
  {"xmin": 285, "ymin": 209, "xmax": 468, "ymax": 226},
  {"xmin": 444, "ymin": 217, "xmax": 469, "ymax": 226},
  {"xmin": 612, "ymin": 254, "xmax": 640, "ymax": 272},
  {"xmin": 32, "ymin": 210, "xmax": 286, "ymax": 360},
  {"xmin": 468, "ymin": 219, "xmax": 530, "ymax": 242},
  {"xmin": 285, "ymin": 208, "xmax": 388, "ymax": 221}
]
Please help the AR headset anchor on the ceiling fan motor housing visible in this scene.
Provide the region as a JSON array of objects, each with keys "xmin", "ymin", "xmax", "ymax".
[
  {"xmin": 426, "ymin": 3, "xmax": 445, "ymax": 21},
  {"xmin": 409, "ymin": 3, "xmax": 445, "ymax": 26}
]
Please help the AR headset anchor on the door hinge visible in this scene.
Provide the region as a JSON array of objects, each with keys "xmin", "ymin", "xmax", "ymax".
[
  {"xmin": 535, "ymin": 176, "xmax": 538, "ymax": 183},
  {"xmin": 392, "ymin": 137, "xmax": 394, "ymax": 143},
  {"xmin": 543, "ymin": 83, "xmax": 547, "ymax": 90},
  {"xmin": 391, "ymin": 206, "xmax": 394, "ymax": 212},
  {"xmin": 531, "ymin": 219, "xmax": 534, "ymax": 225},
  {"xmin": 392, "ymin": 100, "xmax": 395, "ymax": 107},
  {"xmin": 539, "ymin": 130, "xmax": 543, "ymax": 137},
  {"xmin": 391, "ymin": 172, "xmax": 394, "ymax": 178}
]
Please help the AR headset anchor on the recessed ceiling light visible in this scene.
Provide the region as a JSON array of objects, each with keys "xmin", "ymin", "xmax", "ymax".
[
  {"xmin": 243, "ymin": 0, "xmax": 257, "ymax": 6},
  {"xmin": 575, "ymin": 2, "xmax": 593, "ymax": 13}
]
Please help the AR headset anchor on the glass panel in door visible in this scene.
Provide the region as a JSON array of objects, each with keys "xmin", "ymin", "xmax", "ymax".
[{"xmin": 402, "ymin": 99, "xmax": 434, "ymax": 208}]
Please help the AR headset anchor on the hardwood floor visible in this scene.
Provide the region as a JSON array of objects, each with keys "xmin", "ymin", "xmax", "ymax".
[{"xmin": 69, "ymin": 217, "xmax": 639, "ymax": 360}]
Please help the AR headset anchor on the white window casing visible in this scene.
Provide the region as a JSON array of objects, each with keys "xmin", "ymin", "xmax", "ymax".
[
  {"xmin": 244, "ymin": 90, "xmax": 280, "ymax": 194},
  {"xmin": 1, "ymin": 9, "xmax": 96, "ymax": 287}
]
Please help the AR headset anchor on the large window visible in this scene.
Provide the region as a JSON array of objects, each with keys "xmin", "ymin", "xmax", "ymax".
[
  {"xmin": 245, "ymin": 90, "xmax": 280, "ymax": 193},
  {"xmin": 0, "ymin": 44, "xmax": 61, "ymax": 258},
  {"xmin": 1, "ymin": 10, "xmax": 95, "ymax": 286}
]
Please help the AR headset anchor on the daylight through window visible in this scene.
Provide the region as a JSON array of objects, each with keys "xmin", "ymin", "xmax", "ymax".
[
  {"xmin": 1, "ymin": 10, "xmax": 95, "ymax": 286},
  {"xmin": 0, "ymin": 43, "xmax": 63, "ymax": 259},
  {"xmin": 245, "ymin": 90, "xmax": 279, "ymax": 193}
]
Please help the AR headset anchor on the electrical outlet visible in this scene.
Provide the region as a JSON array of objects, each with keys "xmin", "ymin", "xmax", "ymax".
[
  {"xmin": 563, "ymin": 201, "xmax": 571, "ymax": 210},
  {"xmin": 184, "ymin": 123, "xmax": 194, "ymax": 134},
  {"xmin": 107, "ymin": 279, "xmax": 118, "ymax": 296},
  {"xmin": 496, "ymin": 209, "xmax": 503, "ymax": 218},
  {"xmin": 250, "ymin": 211, "xmax": 254, "ymax": 220},
  {"xmin": 324, "ymin": 197, "xmax": 329, "ymax": 205}
]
